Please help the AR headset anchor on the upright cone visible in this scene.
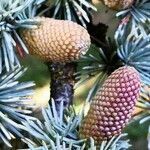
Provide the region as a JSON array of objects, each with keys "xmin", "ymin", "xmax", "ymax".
[
  {"xmin": 20, "ymin": 17, "xmax": 91, "ymax": 62},
  {"xmin": 100, "ymin": 0, "xmax": 134, "ymax": 10},
  {"xmin": 79, "ymin": 66, "xmax": 141, "ymax": 143}
]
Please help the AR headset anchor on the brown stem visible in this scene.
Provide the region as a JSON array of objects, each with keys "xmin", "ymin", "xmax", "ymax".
[{"xmin": 47, "ymin": 62, "xmax": 76, "ymax": 112}]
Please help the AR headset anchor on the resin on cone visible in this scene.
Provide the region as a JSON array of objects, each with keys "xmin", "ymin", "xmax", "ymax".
[
  {"xmin": 101, "ymin": 0, "xmax": 134, "ymax": 10},
  {"xmin": 20, "ymin": 17, "xmax": 91, "ymax": 62},
  {"xmin": 79, "ymin": 66, "xmax": 141, "ymax": 143}
]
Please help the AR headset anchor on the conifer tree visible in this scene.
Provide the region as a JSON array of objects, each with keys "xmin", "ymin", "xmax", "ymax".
[{"xmin": 0, "ymin": 0, "xmax": 150, "ymax": 149}]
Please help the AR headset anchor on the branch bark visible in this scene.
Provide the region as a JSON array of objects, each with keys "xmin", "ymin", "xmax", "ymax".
[{"xmin": 47, "ymin": 63, "xmax": 76, "ymax": 111}]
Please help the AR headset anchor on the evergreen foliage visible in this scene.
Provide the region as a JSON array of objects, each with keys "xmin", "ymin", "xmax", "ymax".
[
  {"xmin": 0, "ymin": 0, "xmax": 44, "ymax": 73},
  {"xmin": 0, "ymin": 0, "xmax": 150, "ymax": 149},
  {"xmin": 0, "ymin": 67, "xmax": 35, "ymax": 147},
  {"xmin": 22, "ymin": 100, "xmax": 131, "ymax": 150},
  {"xmin": 117, "ymin": 0, "xmax": 150, "ymax": 30},
  {"xmin": 50, "ymin": 0, "xmax": 97, "ymax": 27}
]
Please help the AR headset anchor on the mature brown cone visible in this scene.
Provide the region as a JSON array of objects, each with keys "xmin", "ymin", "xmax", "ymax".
[
  {"xmin": 20, "ymin": 17, "xmax": 91, "ymax": 62},
  {"xmin": 100, "ymin": 0, "xmax": 134, "ymax": 10},
  {"xmin": 79, "ymin": 66, "xmax": 141, "ymax": 143}
]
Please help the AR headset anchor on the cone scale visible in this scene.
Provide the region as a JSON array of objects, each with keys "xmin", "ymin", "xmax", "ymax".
[
  {"xmin": 20, "ymin": 17, "xmax": 91, "ymax": 62},
  {"xmin": 79, "ymin": 66, "xmax": 141, "ymax": 143},
  {"xmin": 100, "ymin": 0, "xmax": 134, "ymax": 10}
]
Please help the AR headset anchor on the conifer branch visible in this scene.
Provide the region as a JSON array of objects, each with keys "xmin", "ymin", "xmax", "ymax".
[
  {"xmin": 47, "ymin": 63, "xmax": 76, "ymax": 112},
  {"xmin": 0, "ymin": 66, "xmax": 35, "ymax": 147}
]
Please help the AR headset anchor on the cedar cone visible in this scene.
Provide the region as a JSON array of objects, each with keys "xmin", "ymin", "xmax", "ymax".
[
  {"xmin": 100, "ymin": 0, "xmax": 134, "ymax": 10},
  {"xmin": 20, "ymin": 17, "xmax": 91, "ymax": 62},
  {"xmin": 79, "ymin": 66, "xmax": 141, "ymax": 143}
]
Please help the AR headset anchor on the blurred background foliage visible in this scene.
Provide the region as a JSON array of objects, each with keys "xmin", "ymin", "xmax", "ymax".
[{"xmin": 19, "ymin": 0, "xmax": 149, "ymax": 149}]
